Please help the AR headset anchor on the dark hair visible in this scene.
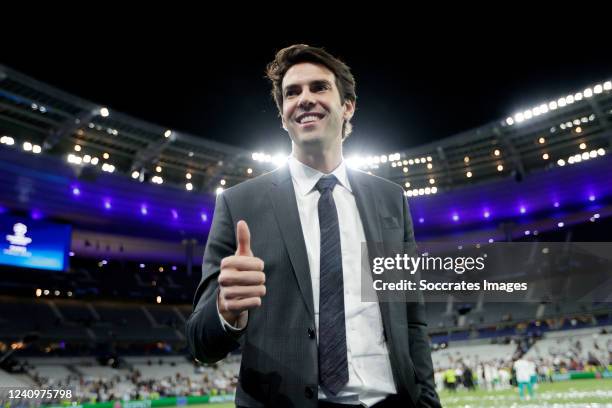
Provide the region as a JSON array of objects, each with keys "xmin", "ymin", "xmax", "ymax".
[{"xmin": 266, "ymin": 44, "xmax": 357, "ymax": 139}]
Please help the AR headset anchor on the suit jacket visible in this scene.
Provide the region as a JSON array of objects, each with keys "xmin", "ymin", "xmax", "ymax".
[{"xmin": 185, "ymin": 164, "xmax": 440, "ymax": 407}]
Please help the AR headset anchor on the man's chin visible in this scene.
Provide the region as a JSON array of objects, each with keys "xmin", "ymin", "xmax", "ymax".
[{"xmin": 292, "ymin": 132, "xmax": 326, "ymax": 146}]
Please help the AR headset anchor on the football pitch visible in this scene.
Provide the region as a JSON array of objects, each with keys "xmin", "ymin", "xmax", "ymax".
[{"xmin": 192, "ymin": 378, "xmax": 612, "ymax": 407}]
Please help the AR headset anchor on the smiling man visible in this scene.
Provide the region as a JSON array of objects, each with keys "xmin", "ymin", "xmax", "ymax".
[{"xmin": 186, "ymin": 44, "xmax": 440, "ymax": 408}]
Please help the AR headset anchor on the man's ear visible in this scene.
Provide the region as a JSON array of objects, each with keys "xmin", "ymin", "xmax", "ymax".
[
  {"xmin": 343, "ymin": 99, "xmax": 356, "ymax": 122},
  {"xmin": 281, "ymin": 116, "xmax": 288, "ymax": 131}
]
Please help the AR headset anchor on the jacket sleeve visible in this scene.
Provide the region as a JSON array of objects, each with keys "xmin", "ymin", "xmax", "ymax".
[
  {"xmin": 185, "ymin": 193, "xmax": 243, "ymax": 363},
  {"xmin": 403, "ymin": 194, "xmax": 441, "ymax": 408}
]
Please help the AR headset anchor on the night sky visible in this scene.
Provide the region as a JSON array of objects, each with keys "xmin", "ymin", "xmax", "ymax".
[{"xmin": 5, "ymin": 24, "xmax": 612, "ymax": 157}]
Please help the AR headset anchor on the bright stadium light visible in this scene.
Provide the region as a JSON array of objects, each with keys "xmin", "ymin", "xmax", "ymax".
[
  {"xmin": 131, "ymin": 171, "xmax": 140, "ymax": 179},
  {"xmin": 99, "ymin": 107, "xmax": 110, "ymax": 117},
  {"xmin": 32, "ymin": 145, "xmax": 41, "ymax": 154},
  {"xmin": 593, "ymin": 84, "xmax": 603, "ymax": 94},
  {"xmin": 186, "ymin": 182, "xmax": 193, "ymax": 191},
  {"xmin": 164, "ymin": 129, "xmax": 172, "ymax": 138},
  {"xmin": 1, "ymin": 136, "xmax": 15, "ymax": 145},
  {"xmin": 604, "ymin": 81, "xmax": 612, "ymax": 91},
  {"xmin": 101, "ymin": 163, "xmax": 115, "ymax": 173},
  {"xmin": 23, "ymin": 142, "xmax": 32, "ymax": 151},
  {"xmin": 345, "ymin": 156, "xmax": 365, "ymax": 169},
  {"xmin": 73, "ymin": 155, "xmax": 83, "ymax": 165}
]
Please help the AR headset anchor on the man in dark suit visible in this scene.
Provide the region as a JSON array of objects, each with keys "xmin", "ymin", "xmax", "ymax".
[{"xmin": 186, "ymin": 44, "xmax": 440, "ymax": 408}]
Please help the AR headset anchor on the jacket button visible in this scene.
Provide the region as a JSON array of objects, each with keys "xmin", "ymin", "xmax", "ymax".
[
  {"xmin": 307, "ymin": 327, "xmax": 315, "ymax": 339},
  {"xmin": 304, "ymin": 385, "xmax": 314, "ymax": 399}
]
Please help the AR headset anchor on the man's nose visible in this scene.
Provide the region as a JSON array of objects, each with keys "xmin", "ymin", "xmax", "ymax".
[{"xmin": 297, "ymin": 89, "xmax": 316, "ymax": 109}]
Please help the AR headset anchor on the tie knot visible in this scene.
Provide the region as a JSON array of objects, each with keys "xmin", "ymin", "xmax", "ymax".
[{"xmin": 315, "ymin": 175, "xmax": 338, "ymax": 194}]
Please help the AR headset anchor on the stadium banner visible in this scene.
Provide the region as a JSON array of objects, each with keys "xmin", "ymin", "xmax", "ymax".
[
  {"xmin": 40, "ymin": 394, "xmax": 235, "ymax": 408},
  {"xmin": 0, "ymin": 214, "xmax": 71, "ymax": 271},
  {"xmin": 551, "ymin": 371, "xmax": 612, "ymax": 381},
  {"xmin": 361, "ymin": 241, "xmax": 612, "ymax": 302}
]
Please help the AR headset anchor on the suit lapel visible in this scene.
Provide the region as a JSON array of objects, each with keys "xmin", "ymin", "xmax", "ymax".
[
  {"xmin": 348, "ymin": 169, "xmax": 407, "ymax": 364},
  {"xmin": 347, "ymin": 169, "xmax": 383, "ymax": 249},
  {"xmin": 268, "ymin": 166, "xmax": 315, "ymax": 321}
]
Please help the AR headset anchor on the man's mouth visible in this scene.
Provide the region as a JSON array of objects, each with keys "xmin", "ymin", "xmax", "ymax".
[{"xmin": 295, "ymin": 112, "xmax": 325, "ymax": 125}]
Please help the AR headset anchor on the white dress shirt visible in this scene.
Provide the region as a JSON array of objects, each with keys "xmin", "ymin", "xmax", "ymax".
[
  {"xmin": 220, "ymin": 155, "xmax": 396, "ymax": 406},
  {"xmin": 287, "ymin": 155, "xmax": 396, "ymax": 406}
]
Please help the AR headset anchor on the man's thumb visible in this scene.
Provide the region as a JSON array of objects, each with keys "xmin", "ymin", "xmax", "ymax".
[{"xmin": 235, "ymin": 220, "xmax": 253, "ymax": 256}]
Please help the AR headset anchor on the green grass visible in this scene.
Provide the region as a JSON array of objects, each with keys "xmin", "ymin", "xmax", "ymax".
[
  {"xmin": 188, "ymin": 378, "xmax": 612, "ymax": 407},
  {"xmin": 440, "ymin": 378, "xmax": 612, "ymax": 407}
]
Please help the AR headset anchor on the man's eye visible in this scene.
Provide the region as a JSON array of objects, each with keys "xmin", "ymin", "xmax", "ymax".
[
  {"xmin": 286, "ymin": 89, "xmax": 298, "ymax": 97},
  {"xmin": 313, "ymin": 84, "xmax": 328, "ymax": 92}
]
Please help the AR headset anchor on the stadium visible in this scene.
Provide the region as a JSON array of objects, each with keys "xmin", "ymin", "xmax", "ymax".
[{"xmin": 1, "ymin": 44, "xmax": 612, "ymax": 408}]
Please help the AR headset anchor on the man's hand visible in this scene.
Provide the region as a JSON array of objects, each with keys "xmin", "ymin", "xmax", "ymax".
[{"xmin": 217, "ymin": 220, "xmax": 266, "ymax": 327}]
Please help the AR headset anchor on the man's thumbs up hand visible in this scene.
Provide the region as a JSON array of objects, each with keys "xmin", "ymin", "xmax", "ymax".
[{"xmin": 218, "ymin": 220, "xmax": 266, "ymax": 327}]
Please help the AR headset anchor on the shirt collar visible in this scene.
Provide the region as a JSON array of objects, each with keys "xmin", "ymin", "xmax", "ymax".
[{"xmin": 287, "ymin": 155, "xmax": 352, "ymax": 196}]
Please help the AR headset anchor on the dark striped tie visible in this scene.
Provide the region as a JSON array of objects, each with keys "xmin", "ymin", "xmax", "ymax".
[{"xmin": 316, "ymin": 175, "xmax": 349, "ymax": 395}]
